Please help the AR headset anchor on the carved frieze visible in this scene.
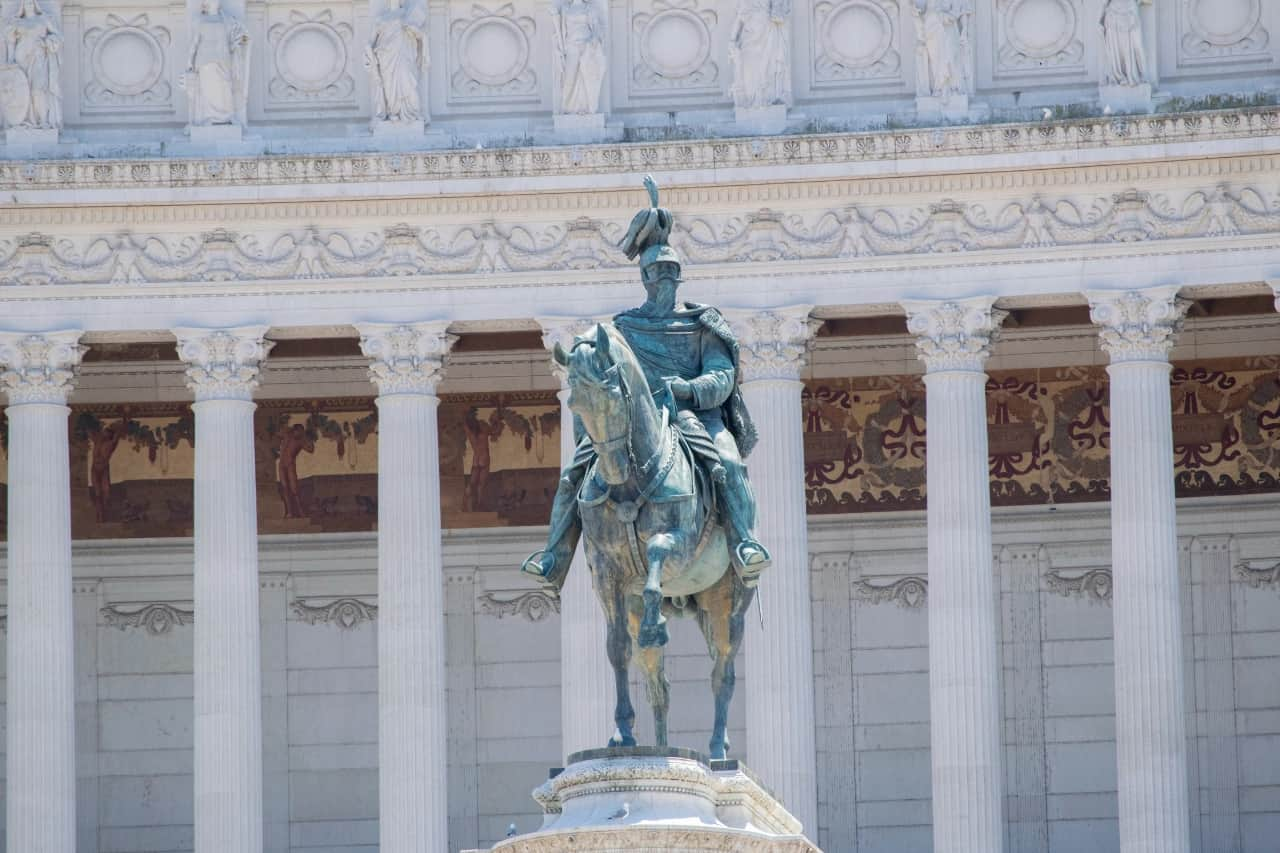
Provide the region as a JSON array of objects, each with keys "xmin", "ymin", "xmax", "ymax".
[
  {"xmin": 450, "ymin": 3, "xmax": 537, "ymax": 98},
  {"xmin": 267, "ymin": 9, "xmax": 355, "ymax": 105},
  {"xmin": 290, "ymin": 596, "xmax": 378, "ymax": 629},
  {"xmin": 82, "ymin": 13, "xmax": 173, "ymax": 111},
  {"xmin": 1234, "ymin": 559, "xmax": 1280, "ymax": 589},
  {"xmin": 852, "ymin": 575, "xmax": 928, "ymax": 608},
  {"xmin": 631, "ymin": 0, "xmax": 719, "ymax": 94},
  {"xmin": 1043, "ymin": 568, "xmax": 1112, "ymax": 603},
  {"xmin": 813, "ymin": 0, "xmax": 901, "ymax": 85},
  {"xmin": 478, "ymin": 589, "xmax": 560, "ymax": 621},
  {"xmin": 101, "ymin": 602, "xmax": 195, "ymax": 635}
]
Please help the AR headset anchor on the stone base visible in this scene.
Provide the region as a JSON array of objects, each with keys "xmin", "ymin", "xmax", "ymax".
[
  {"xmin": 473, "ymin": 748, "xmax": 821, "ymax": 852},
  {"xmin": 188, "ymin": 123, "xmax": 242, "ymax": 144},
  {"xmin": 553, "ymin": 112, "xmax": 607, "ymax": 143},
  {"xmin": 733, "ymin": 105, "xmax": 789, "ymax": 136},
  {"xmin": 6, "ymin": 127, "xmax": 58, "ymax": 145},
  {"xmin": 1099, "ymin": 83, "xmax": 1153, "ymax": 114},
  {"xmin": 916, "ymin": 94, "xmax": 987, "ymax": 123},
  {"xmin": 371, "ymin": 118, "xmax": 425, "ymax": 138}
]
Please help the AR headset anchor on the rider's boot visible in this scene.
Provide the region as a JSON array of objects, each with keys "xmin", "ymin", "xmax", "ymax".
[{"xmin": 718, "ymin": 466, "xmax": 771, "ymax": 588}]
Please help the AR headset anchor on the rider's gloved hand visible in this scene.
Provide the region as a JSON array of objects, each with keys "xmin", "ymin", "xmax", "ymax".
[{"xmin": 667, "ymin": 378, "xmax": 693, "ymax": 401}]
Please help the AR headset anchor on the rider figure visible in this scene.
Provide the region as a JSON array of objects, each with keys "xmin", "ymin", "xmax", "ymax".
[{"xmin": 522, "ymin": 177, "xmax": 772, "ymax": 590}]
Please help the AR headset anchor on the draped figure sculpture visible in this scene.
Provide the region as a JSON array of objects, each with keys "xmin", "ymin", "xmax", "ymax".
[
  {"xmin": 728, "ymin": 0, "xmax": 792, "ymax": 109},
  {"xmin": 365, "ymin": 0, "xmax": 429, "ymax": 125},
  {"xmin": 1100, "ymin": 0, "xmax": 1148, "ymax": 87},
  {"xmin": 551, "ymin": 0, "xmax": 606, "ymax": 116},
  {"xmin": 0, "ymin": 0, "xmax": 62, "ymax": 131},
  {"xmin": 184, "ymin": 0, "xmax": 250, "ymax": 128},
  {"xmin": 911, "ymin": 0, "xmax": 971, "ymax": 99}
]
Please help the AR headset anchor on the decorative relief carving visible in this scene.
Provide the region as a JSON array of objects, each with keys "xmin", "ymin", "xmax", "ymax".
[
  {"xmin": 1043, "ymin": 568, "xmax": 1112, "ymax": 602},
  {"xmin": 450, "ymin": 3, "xmax": 536, "ymax": 97},
  {"xmin": 1179, "ymin": 0, "xmax": 1268, "ymax": 62},
  {"xmin": 1100, "ymin": 0, "xmax": 1148, "ymax": 87},
  {"xmin": 478, "ymin": 589, "xmax": 560, "ymax": 621},
  {"xmin": 551, "ymin": 0, "xmax": 607, "ymax": 115},
  {"xmin": 101, "ymin": 602, "xmax": 194, "ymax": 635},
  {"xmin": 911, "ymin": 0, "xmax": 973, "ymax": 97},
  {"xmin": 852, "ymin": 575, "xmax": 928, "ymax": 608},
  {"xmin": 268, "ymin": 10, "xmax": 354, "ymax": 103},
  {"xmin": 290, "ymin": 596, "xmax": 378, "ymax": 629},
  {"xmin": 0, "ymin": 0, "xmax": 64, "ymax": 130},
  {"xmin": 996, "ymin": 0, "xmax": 1083, "ymax": 72},
  {"xmin": 631, "ymin": 0, "xmax": 718, "ymax": 92},
  {"xmin": 813, "ymin": 0, "xmax": 900, "ymax": 84},
  {"xmin": 83, "ymin": 14, "xmax": 171, "ymax": 109},
  {"xmin": 728, "ymin": 0, "xmax": 792, "ymax": 109},
  {"xmin": 1234, "ymin": 559, "xmax": 1280, "ymax": 588},
  {"xmin": 3, "ymin": 183, "xmax": 1280, "ymax": 288},
  {"xmin": 366, "ymin": 0, "xmax": 429, "ymax": 122},
  {"xmin": 182, "ymin": 0, "xmax": 250, "ymax": 128}
]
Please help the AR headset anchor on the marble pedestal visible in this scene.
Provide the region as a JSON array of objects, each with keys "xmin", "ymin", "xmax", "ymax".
[
  {"xmin": 5, "ymin": 127, "xmax": 57, "ymax": 146},
  {"xmin": 475, "ymin": 748, "xmax": 820, "ymax": 852},
  {"xmin": 733, "ymin": 105, "xmax": 788, "ymax": 136},
  {"xmin": 553, "ymin": 112, "xmax": 607, "ymax": 143},
  {"xmin": 1100, "ymin": 83, "xmax": 1153, "ymax": 114},
  {"xmin": 189, "ymin": 124, "xmax": 242, "ymax": 144}
]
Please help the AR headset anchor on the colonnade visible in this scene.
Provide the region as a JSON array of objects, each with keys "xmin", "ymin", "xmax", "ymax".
[{"xmin": 0, "ymin": 283, "xmax": 1259, "ymax": 852}]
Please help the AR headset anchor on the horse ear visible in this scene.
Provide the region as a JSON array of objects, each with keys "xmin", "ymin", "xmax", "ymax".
[
  {"xmin": 552, "ymin": 341, "xmax": 569, "ymax": 367},
  {"xmin": 595, "ymin": 323, "xmax": 611, "ymax": 358}
]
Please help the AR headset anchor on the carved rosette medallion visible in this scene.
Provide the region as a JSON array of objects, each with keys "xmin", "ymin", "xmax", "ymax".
[
  {"xmin": 729, "ymin": 308, "xmax": 819, "ymax": 383},
  {"xmin": 0, "ymin": 330, "xmax": 86, "ymax": 405},
  {"xmin": 631, "ymin": 0, "xmax": 718, "ymax": 93},
  {"xmin": 172, "ymin": 326, "xmax": 274, "ymax": 402},
  {"xmin": 267, "ymin": 10, "xmax": 355, "ymax": 104},
  {"xmin": 356, "ymin": 321, "xmax": 456, "ymax": 396},
  {"xmin": 813, "ymin": 0, "xmax": 900, "ymax": 84},
  {"xmin": 450, "ymin": 4, "xmax": 537, "ymax": 98},
  {"xmin": 996, "ymin": 0, "xmax": 1083, "ymax": 73},
  {"xmin": 1179, "ymin": 0, "xmax": 1269, "ymax": 62},
  {"xmin": 1086, "ymin": 287, "xmax": 1192, "ymax": 364},
  {"xmin": 83, "ymin": 14, "xmax": 172, "ymax": 109},
  {"xmin": 902, "ymin": 297, "xmax": 1007, "ymax": 374}
]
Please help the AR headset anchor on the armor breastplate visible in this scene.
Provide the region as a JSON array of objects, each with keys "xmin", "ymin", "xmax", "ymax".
[{"xmin": 615, "ymin": 317, "xmax": 702, "ymax": 392}]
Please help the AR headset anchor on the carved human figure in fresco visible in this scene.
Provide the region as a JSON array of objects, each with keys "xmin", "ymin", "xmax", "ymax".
[
  {"xmin": 277, "ymin": 422, "xmax": 314, "ymax": 518},
  {"xmin": 552, "ymin": 0, "xmax": 607, "ymax": 115},
  {"xmin": 365, "ymin": 0, "xmax": 428, "ymax": 124},
  {"xmin": 184, "ymin": 0, "xmax": 250, "ymax": 127},
  {"xmin": 463, "ymin": 406, "xmax": 505, "ymax": 512},
  {"xmin": 1100, "ymin": 0, "xmax": 1148, "ymax": 87},
  {"xmin": 911, "ymin": 0, "xmax": 971, "ymax": 98},
  {"xmin": 0, "ymin": 0, "xmax": 63, "ymax": 130},
  {"xmin": 728, "ymin": 0, "xmax": 792, "ymax": 109},
  {"xmin": 89, "ymin": 414, "xmax": 130, "ymax": 523}
]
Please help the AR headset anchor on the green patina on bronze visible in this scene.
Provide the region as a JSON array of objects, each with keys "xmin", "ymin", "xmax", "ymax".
[{"xmin": 522, "ymin": 177, "xmax": 771, "ymax": 760}]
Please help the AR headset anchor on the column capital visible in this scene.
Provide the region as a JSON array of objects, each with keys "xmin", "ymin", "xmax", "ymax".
[
  {"xmin": 356, "ymin": 321, "xmax": 456, "ymax": 396},
  {"xmin": 0, "ymin": 330, "xmax": 85, "ymax": 405},
  {"xmin": 902, "ymin": 297, "xmax": 1007, "ymax": 374},
  {"xmin": 173, "ymin": 326, "xmax": 273, "ymax": 401},
  {"xmin": 724, "ymin": 306, "xmax": 819, "ymax": 383},
  {"xmin": 1085, "ymin": 286, "xmax": 1191, "ymax": 363},
  {"xmin": 537, "ymin": 315, "xmax": 609, "ymax": 384}
]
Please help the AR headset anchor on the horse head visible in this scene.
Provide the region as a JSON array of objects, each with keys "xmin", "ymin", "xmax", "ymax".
[{"xmin": 554, "ymin": 323, "xmax": 642, "ymax": 487}]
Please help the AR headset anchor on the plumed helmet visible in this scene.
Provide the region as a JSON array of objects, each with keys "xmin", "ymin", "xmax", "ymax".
[{"xmin": 618, "ymin": 175, "xmax": 679, "ymax": 279}]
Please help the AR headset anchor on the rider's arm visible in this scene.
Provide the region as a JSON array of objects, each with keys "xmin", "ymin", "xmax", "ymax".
[{"xmin": 688, "ymin": 331, "xmax": 736, "ymax": 411}]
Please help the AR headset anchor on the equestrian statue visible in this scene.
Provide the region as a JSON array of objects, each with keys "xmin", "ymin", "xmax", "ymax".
[{"xmin": 521, "ymin": 176, "xmax": 771, "ymax": 759}]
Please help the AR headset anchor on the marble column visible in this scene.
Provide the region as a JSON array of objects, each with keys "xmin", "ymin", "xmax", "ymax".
[
  {"xmin": 901, "ymin": 297, "xmax": 1008, "ymax": 853},
  {"xmin": 356, "ymin": 322, "xmax": 456, "ymax": 853},
  {"xmin": 538, "ymin": 317, "xmax": 612, "ymax": 757},
  {"xmin": 0, "ymin": 331, "xmax": 85, "ymax": 853},
  {"xmin": 727, "ymin": 306, "xmax": 820, "ymax": 835},
  {"xmin": 1086, "ymin": 287, "xmax": 1192, "ymax": 853},
  {"xmin": 173, "ymin": 326, "xmax": 273, "ymax": 853}
]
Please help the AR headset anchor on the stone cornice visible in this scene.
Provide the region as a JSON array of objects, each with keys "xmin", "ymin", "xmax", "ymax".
[{"xmin": 2, "ymin": 107, "xmax": 1276, "ymax": 196}]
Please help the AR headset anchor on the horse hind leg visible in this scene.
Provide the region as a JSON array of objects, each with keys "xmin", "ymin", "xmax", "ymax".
[
  {"xmin": 628, "ymin": 596, "xmax": 670, "ymax": 748},
  {"xmin": 602, "ymin": 579, "xmax": 636, "ymax": 748},
  {"xmin": 695, "ymin": 569, "xmax": 752, "ymax": 760},
  {"xmin": 638, "ymin": 533, "xmax": 674, "ymax": 648}
]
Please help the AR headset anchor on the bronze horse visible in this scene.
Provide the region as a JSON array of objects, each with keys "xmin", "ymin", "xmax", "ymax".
[{"xmin": 554, "ymin": 323, "xmax": 755, "ymax": 759}]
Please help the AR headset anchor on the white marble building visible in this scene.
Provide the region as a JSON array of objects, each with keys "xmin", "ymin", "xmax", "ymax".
[{"xmin": 1, "ymin": 2, "xmax": 1280, "ymax": 853}]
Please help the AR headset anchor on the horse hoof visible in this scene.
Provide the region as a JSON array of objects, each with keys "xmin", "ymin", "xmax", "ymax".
[
  {"xmin": 709, "ymin": 739, "xmax": 730, "ymax": 760},
  {"xmin": 608, "ymin": 730, "xmax": 637, "ymax": 748},
  {"xmin": 638, "ymin": 621, "xmax": 669, "ymax": 648}
]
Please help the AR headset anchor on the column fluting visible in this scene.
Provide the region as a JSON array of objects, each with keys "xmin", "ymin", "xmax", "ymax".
[
  {"xmin": 1, "ymin": 331, "xmax": 85, "ymax": 853},
  {"xmin": 357, "ymin": 322, "xmax": 456, "ymax": 853},
  {"xmin": 902, "ymin": 297, "xmax": 1007, "ymax": 853},
  {"xmin": 173, "ymin": 326, "xmax": 272, "ymax": 853},
  {"xmin": 1087, "ymin": 287, "xmax": 1192, "ymax": 853},
  {"xmin": 538, "ymin": 317, "xmax": 612, "ymax": 758},
  {"xmin": 728, "ymin": 307, "xmax": 819, "ymax": 835}
]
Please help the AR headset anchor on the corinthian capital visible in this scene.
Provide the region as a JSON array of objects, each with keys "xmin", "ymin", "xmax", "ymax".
[
  {"xmin": 356, "ymin": 321, "xmax": 456, "ymax": 396},
  {"xmin": 902, "ymin": 297, "xmax": 1007, "ymax": 373},
  {"xmin": 173, "ymin": 326, "xmax": 273, "ymax": 401},
  {"xmin": 0, "ymin": 330, "xmax": 85, "ymax": 405},
  {"xmin": 1085, "ymin": 286, "xmax": 1191, "ymax": 363},
  {"xmin": 725, "ymin": 306, "xmax": 819, "ymax": 383}
]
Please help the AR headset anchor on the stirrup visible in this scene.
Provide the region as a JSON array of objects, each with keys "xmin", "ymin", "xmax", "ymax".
[
  {"xmin": 733, "ymin": 540, "xmax": 771, "ymax": 586},
  {"xmin": 520, "ymin": 549, "xmax": 556, "ymax": 580}
]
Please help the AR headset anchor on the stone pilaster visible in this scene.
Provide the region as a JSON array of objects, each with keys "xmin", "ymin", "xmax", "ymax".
[
  {"xmin": 356, "ymin": 321, "xmax": 456, "ymax": 853},
  {"xmin": 0, "ymin": 330, "xmax": 85, "ymax": 853},
  {"xmin": 1086, "ymin": 286, "xmax": 1193, "ymax": 853},
  {"xmin": 538, "ymin": 316, "xmax": 614, "ymax": 758},
  {"xmin": 901, "ymin": 296, "xmax": 1008, "ymax": 853},
  {"xmin": 726, "ymin": 306, "xmax": 820, "ymax": 836},
  {"xmin": 173, "ymin": 325, "xmax": 273, "ymax": 853}
]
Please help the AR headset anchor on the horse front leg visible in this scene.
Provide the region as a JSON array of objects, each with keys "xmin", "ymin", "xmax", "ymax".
[
  {"xmin": 600, "ymin": 575, "xmax": 636, "ymax": 748},
  {"xmin": 638, "ymin": 532, "xmax": 675, "ymax": 648}
]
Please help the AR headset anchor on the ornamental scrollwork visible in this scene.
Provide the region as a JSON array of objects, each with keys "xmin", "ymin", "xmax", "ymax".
[
  {"xmin": 852, "ymin": 575, "xmax": 928, "ymax": 608},
  {"xmin": 478, "ymin": 589, "xmax": 561, "ymax": 621},
  {"xmin": 1043, "ymin": 568, "xmax": 1113, "ymax": 603},
  {"xmin": 100, "ymin": 602, "xmax": 195, "ymax": 635},
  {"xmin": 1234, "ymin": 559, "xmax": 1280, "ymax": 589},
  {"xmin": 290, "ymin": 596, "xmax": 378, "ymax": 629},
  {"xmin": 83, "ymin": 14, "xmax": 172, "ymax": 108}
]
